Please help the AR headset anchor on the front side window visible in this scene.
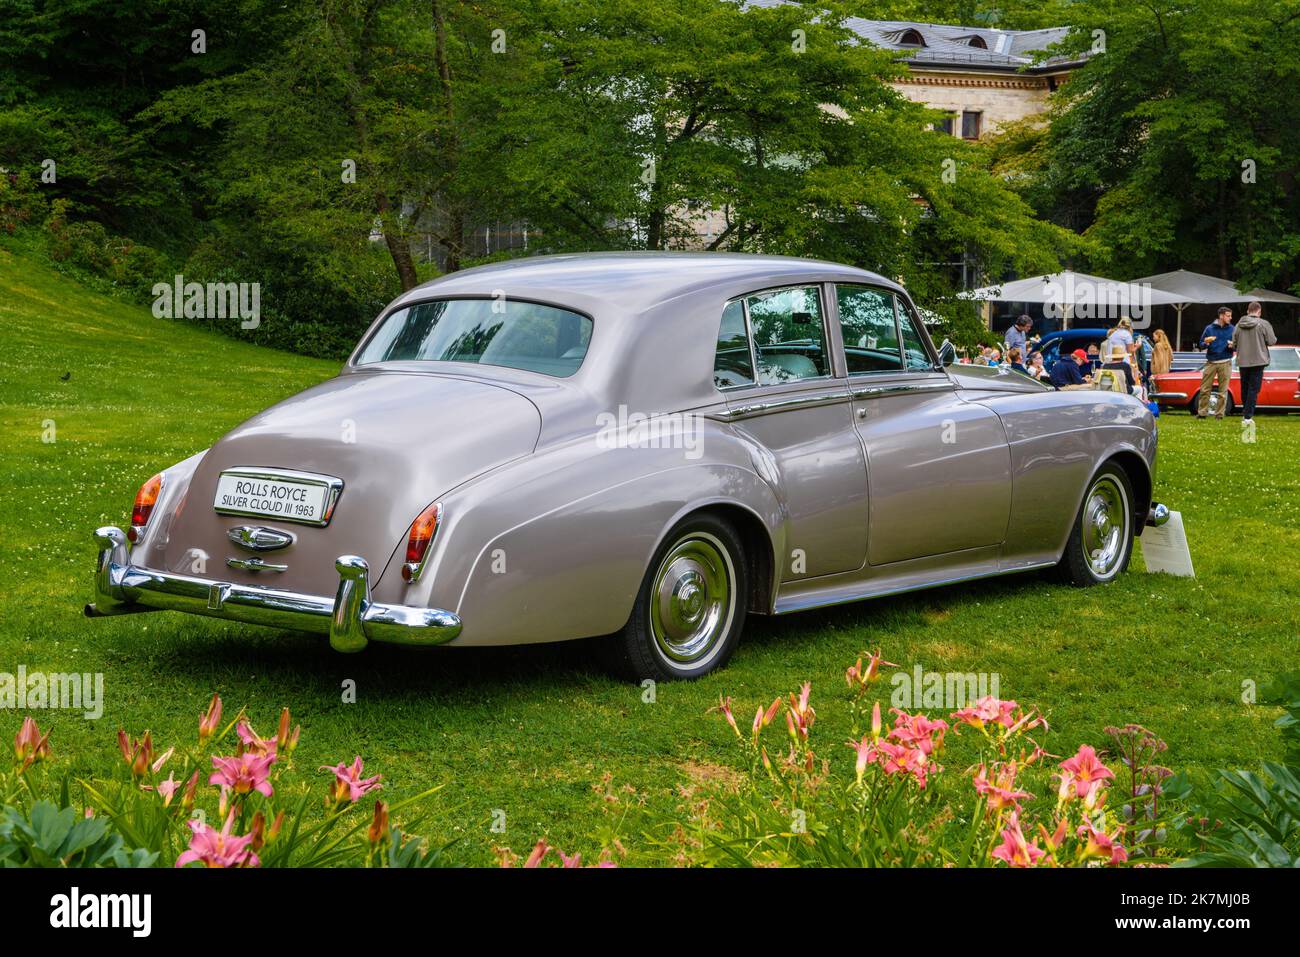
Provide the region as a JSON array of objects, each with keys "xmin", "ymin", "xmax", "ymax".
[
  {"xmin": 354, "ymin": 298, "xmax": 592, "ymax": 378},
  {"xmin": 745, "ymin": 286, "xmax": 830, "ymax": 384},
  {"xmin": 837, "ymin": 285, "xmax": 904, "ymax": 374}
]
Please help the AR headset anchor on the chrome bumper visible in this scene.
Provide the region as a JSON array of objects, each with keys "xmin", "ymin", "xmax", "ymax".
[
  {"xmin": 85, "ymin": 526, "xmax": 461, "ymax": 653},
  {"xmin": 1149, "ymin": 391, "xmax": 1188, "ymax": 401},
  {"xmin": 1146, "ymin": 503, "xmax": 1171, "ymax": 527}
]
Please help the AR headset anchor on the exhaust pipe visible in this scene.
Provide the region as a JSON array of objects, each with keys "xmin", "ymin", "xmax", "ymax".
[{"xmin": 1146, "ymin": 503, "xmax": 1170, "ymax": 527}]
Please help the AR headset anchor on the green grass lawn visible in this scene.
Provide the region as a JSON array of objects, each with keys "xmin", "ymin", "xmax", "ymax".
[{"xmin": 1, "ymin": 245, "xmax": 1297, "ymax": 865}]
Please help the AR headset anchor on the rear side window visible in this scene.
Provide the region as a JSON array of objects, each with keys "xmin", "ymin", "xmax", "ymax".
[
  {"xmin": 354, "ymin": 298, "xmax": 592, "ymax": 378},
  {"xmin": 746, "ymin": 286, "xmax": 830, "ymax": 384}
]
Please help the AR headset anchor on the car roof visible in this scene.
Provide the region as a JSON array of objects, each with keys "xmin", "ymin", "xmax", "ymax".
[{"xmin": 390, "ymin": 252, "xmax": 902, "ymax": 316}]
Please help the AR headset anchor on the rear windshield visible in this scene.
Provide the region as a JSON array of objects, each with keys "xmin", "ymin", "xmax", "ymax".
[{"xmin": 354, "ymin": 299, "xmax": 592, "ymax": 378}]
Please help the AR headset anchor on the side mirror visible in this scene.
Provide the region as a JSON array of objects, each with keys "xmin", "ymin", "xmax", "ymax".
[{"xmin": 937, "ymin": 339, "xmax": 956, "ymax": 367}]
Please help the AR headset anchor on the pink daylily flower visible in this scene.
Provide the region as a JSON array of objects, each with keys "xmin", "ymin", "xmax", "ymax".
[
  {"xmin": 846, "ymin": 650, "xmax": 898, "ymax": 690},
  {"xmin": 888, "ymin": 709, "xmax": 948, "ymax": 755},
  {"xmin": 972, "ymin": 763, "xmax": 1035, "ymax": 813},
  {"xmin": 152, "ymin": 772, "xmax": 183, "ymax": 807},
  {"xmin": 712, "ymin": 696, "xmax": 740, "ymax": 738},
  {"xmin": 198, "ymin": 693, "xmax": 222, "ymax": 743},
  {"xmin": 175, "ymin": 811, "xmax": 261, "ymax": 868},
  {"xmin": 14, "ymin": 717, "xmax": 51, "ymax": 770},
  {"xmin": 950, "ymin": 695, "xmax": 1021, "ymax": 731},
  {"xmin": 1078, "ymin": 822, "xmax": 1129, "ymax": 865},
  {"xmin": 210, "ymin": 751, "xmax": 275, "ymax": 797},
  {"xmin": 236, "ymin": 720, "xmax": 277, "ymax": 757},
  {"xmin": 845, "ymin": 736, "xmax": 877, "ymax": 782},
  {"xmin": 874, "ymin": 741, "xmax": 937, "ymax": 788},
  {"xmin": 522, "ymin": 839, "xmax": 550, "ymax": 868},
  {"xmin": 321, "ymin": 756, "xmax": 383, "ymax": 804},
  {"xmin": 991, "ymin": 813, "xmax": 1045, "ymax": 868},
  {"xmin": 1058, "ymin": 745, "xmax": 1115, "ymax": 799}
]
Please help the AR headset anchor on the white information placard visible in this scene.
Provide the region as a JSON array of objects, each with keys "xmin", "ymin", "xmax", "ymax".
[{"xmin": 1138, "ymin": 510, "xmax": 1195, "ymax": 577}]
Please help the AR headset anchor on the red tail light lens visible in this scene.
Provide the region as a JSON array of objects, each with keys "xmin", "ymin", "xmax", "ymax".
[
  {"xmin": 402, "ymin": 502, "xmax": 442, "ymax": 582},
  {"xmin": 128, "ymin": 473, "xmax": 164, "ymax": 543}
]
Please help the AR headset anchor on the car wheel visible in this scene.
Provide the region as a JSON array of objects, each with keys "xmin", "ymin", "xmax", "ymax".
[
  {"xmin": 601, "ymin": 514, "xmax": 747, "ymax": 681},
  {"xmin": 1054, "ymin": 464, "xmax": 1134, "ymax": 587}
]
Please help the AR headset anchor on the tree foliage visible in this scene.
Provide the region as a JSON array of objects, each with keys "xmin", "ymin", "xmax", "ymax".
[
  {"xmin": 992, "ymin": 0, "xmax": 1300, "ymax": 292},
  {"xmin": 1, "ymin": 0, "xmax": 1080, "ymax": 351}
]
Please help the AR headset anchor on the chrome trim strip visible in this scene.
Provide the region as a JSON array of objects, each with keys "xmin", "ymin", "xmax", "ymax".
[
  {"xmin": 213, "ymin": 466, "xmax": 344, "ymax": 528},
  {"xmin": 226, "ymin": 556, "xmax": 289, "ymax": 573},
  {"xmin": 849, "ymin": 380, "xmax": 956, "ymax": 400},
  {"xmin": 711, "ymin": 390, "xmax": 850, "ymax": 421},
  {"xmin": 87, "ymin": 526, "xmax": 460, "ymax": 651},
  {"xmin": 773, "ymin": 560, "xmax": 1057, "ymax": 615}
]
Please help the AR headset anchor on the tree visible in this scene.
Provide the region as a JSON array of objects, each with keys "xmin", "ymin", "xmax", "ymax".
[{"xmin": 992, "ymin": 0, "xmax": 1300, "ymax": 293}]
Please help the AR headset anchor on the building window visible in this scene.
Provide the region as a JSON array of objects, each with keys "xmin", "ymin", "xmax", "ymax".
[
  {"xmin": 968, "ymin": 36, "xmax": 988, "ymax": 49},
  {"xmin": 899, "ymin": 29, "xmax": 926, "ymax": 47},
  {"xmin": 961, "ymin": 111, "xmax": 982, "ymax": 139},
  {"xmin": 932, "ymin": 114, "xmax": 955, "ymax": 135}
]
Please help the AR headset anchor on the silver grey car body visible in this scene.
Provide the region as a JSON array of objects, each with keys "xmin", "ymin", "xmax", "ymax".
[{"xmin": 89, "ymin": 253, "xmax": 1162, "ymax": 672}]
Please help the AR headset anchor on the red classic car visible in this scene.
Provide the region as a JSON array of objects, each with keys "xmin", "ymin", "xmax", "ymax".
[{"xmin": 1152, "ymin": 346, "xmax": 1300, "ymax": 415}]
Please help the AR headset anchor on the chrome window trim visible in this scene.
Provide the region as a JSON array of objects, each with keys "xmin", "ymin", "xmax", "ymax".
[
  {"xmin": 213, "ymin": 466, "xmax": 344, "ymax": 528},
  {"xmin": 848, "ymin": 379, "xmax": 956, "ymax": 400},
  {"xmin": 709, "ymin": 388, "xmax": 852, "ymax": 421}
]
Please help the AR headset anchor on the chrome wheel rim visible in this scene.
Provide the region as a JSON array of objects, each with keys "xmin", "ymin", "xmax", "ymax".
[
  {"xmin": 650, "ymin": 532, "xmax": 735, "ymax": 665},
  {"xmin": 1081, "ymin": 475, "xmax": 1129, "ymax": 579}
]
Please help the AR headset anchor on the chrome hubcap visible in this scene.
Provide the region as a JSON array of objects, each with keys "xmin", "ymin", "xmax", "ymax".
[
  {"xmin": 1082, "ymin": 476, "xmax": 1128, "ymax": 578},
  {"xmin": 650, "ymin": 533, "xmax": 734, "ymax": 664}
]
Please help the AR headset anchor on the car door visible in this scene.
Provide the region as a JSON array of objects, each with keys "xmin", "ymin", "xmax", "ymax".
[
  {"xmin": 1259, "ymin": 347, "xmax": 1300, "ymax": 406},
  {"xmin": 714, "ymin": 285, "xmax": 869, "ymax": 580},
  {"xmin": 834, "ymin": 283, "xmax": 1012, "ymax": 566}
]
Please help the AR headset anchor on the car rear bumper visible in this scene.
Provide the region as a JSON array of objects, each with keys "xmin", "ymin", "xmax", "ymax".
[
  {"xmin": 1149, "ymin": 391, "xmax": 1189, "ymax": 401},
  {"xmin": 85, "ymin": 526, "xmax": 461, "ymax": 652}
]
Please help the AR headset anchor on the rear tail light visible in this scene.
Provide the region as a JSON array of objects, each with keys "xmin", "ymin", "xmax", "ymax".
[
  {"xmin": 128, "ymin": 473, "xmax": 164, "ymax": 543},
  {"xmin": 402, "ymin": 502, "xmax": 442, "ymax": 583}
]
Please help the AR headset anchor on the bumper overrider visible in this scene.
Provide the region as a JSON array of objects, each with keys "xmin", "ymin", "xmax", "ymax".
[{"xmin": 85, "ymin": 526, "xmax": 462, "ymax": 653}]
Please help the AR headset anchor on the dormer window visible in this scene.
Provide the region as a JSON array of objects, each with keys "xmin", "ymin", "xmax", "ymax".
[
  {"xmin": 968, "ymin": 35, "xmax": 988, "ymax": 49},
  {"xmin": 898, "ymin": 29, "xmax": 926, "ymax": 47}
]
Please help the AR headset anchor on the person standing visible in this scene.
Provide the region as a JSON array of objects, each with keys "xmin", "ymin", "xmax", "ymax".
[
  {"xmin": 1136, "ymin": 332, "xmax": 1153, "ymax": 380},
  {"xmin": 1004, "ymin": 315, "xmax": 1032, "ymax": 358},
  {"xmin": 1197, "ymin": 306, "xmax": 1235, "ymax": 419},
  {"xmin": 1232, "ymin": 301, "xmax": 1277, "ymax": 425},
  {"xmin": 1151, "ymin": 329, "xmax": 1173, "ymax": 375}
]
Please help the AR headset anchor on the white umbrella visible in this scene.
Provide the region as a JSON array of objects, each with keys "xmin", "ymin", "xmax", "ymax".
[
  {"xmin": 964, "ymin": 270, "xmax": 1184, "ymax": 331},
  {"xmin": 1131, "ymin": 269, "xmax": 1300, "ymax": 349}
]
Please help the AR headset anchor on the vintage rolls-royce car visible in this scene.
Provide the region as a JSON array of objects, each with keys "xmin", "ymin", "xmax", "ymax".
[{"xmin": 88, "ymin": 253, "xmax": 1169, "ymax": 679}]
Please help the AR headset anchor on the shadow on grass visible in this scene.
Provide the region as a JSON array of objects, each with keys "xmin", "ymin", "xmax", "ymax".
[{"xmin": 125, "ymin": 570, "xmax": 1048, "ymax": 702}]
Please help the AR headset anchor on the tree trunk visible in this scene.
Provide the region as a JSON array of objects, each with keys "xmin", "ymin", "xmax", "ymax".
[{"xmin": 376, "ymin": 192, "xmax": 418, "ymax": 291}]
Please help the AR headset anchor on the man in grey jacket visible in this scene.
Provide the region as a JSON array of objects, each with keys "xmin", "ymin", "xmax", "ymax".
[{"xmin": 1233, "ymin": 301, "xmax": 1278, "ymax": 424}]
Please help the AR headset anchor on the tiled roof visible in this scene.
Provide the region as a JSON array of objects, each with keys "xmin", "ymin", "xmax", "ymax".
[{"xmin": 745, "ymin": 1, "xmax": 1083, "ymax": 72}]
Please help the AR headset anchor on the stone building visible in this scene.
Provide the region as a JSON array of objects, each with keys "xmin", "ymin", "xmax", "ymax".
[{"xmin": 850, "ymin": 18, "xmax": 1083, "ymax": 139}]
